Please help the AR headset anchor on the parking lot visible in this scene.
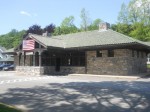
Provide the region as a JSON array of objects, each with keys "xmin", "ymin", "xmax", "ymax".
[{"xmin": 0, "ymin": 71, "xmax": 150, "ymax": 112}]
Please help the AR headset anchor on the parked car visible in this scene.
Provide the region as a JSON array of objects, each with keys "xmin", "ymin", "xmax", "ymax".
[
  {"xmin": 0, "ymin": 64, "xmax": 11, "ymax": 71},
  {"xmin": 3, "ymin": 64, "xmax": 15, "ymax": 71}
]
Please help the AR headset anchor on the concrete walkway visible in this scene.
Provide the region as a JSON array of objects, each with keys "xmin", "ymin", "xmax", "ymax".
[{"xmin": 69, "ymin": 73, "xmax": 141, "ymax": 79}]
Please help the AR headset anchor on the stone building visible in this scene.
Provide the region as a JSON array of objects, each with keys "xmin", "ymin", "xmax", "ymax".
[{"xmin": 14, "ymin": 23, "xmax": 150, "ymax": 76}]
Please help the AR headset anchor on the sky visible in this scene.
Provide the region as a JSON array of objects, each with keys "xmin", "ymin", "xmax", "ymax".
[{"xmin": 0, "ymin": 0, "xmax": 130, "ymax": 35}]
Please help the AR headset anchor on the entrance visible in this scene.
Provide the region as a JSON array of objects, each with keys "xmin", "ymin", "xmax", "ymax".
[{"xmin": 56, "ymin": 58, "xmax": 61, "ymax": 72}]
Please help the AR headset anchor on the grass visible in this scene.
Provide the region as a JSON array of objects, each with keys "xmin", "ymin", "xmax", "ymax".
[{"xmin": 0, "ymin": 102, "xmax": 22, "ymax": 112}]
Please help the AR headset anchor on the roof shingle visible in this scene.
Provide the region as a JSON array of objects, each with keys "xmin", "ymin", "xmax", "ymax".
[{"xmin": 29, "ymin": 30, "xmax": 150, "ymax": 49}]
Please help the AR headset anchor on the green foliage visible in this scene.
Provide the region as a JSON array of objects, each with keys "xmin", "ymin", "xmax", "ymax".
[
  {"xmin": 127, "ymin": 0, "xmax": 140, "ymax": 23},
  {"xmin": 61, "ymin": 16, "xmax": 75, "ymax": 27},
  {"xmin": 129, "ymin": 22, "xmax": 150, "ymax": 41},
  {"xmin": 61, "ymin": 26, "xmax": 79, "ymax": 34},
  {"xmin": 111, "ymin": 22, "xmax": 150, "ymax": 41},
  {"xmin": 0, "ymin": 29, "xmax": 25, "ymax": 49},
  {"xmin": 53, "ymin": 26, "xmax": 79, "ymax": 36},
  {"xmin": 88, "ymin": 19, "xmax": 103, "ymax": 30},
  {"xmin": 118, "ymin": 0, "xmax": 150, "ymax": 24},
  {"xmin": 112, "ymin": 23, "xmax": 132, "ymax": 36},
  {"xmin": 53, "ymin": 27, "xmax": 61, "ymax": 36},
  {"xmin": 115, "ymin": 0, "xmax": 150, "ymax": 41},
  {"xmin": 53, "ymin": 16, "xmax": 79, "ymax": 35},
  {"xmin": 80, "ymin": 8, "xmax": 91, "ymax": 31},
  {"xmin": 60, "ymin": 16, "xmax": 79, "ymax": 34}
]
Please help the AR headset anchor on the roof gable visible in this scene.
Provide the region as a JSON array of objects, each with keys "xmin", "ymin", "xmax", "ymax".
[
  {"xmin": 15, "ymin": 35, "xmax": 47, "ymax": 51},
  {"xmin": 18, "ymin": 30, "xmax": 150, "ymax": 50}
]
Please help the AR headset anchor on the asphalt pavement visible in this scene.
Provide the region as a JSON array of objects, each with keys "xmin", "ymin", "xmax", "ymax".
[{"xmin": 0, "ymin": 71, "xmax": 150, "ymax": 112}]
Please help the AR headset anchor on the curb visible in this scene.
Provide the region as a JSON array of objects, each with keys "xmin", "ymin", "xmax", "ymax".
[{"xmin": 69, "ymin": 74, "xmax": 140, "ymax": 79}]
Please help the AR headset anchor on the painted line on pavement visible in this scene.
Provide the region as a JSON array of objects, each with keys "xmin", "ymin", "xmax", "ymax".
[{"xmin": 0, "ymin": 76, "xmax": 54, "ymax": 85}]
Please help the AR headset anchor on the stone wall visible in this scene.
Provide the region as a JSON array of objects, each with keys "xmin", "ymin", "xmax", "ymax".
[
  {"xmin": 60, "ymin": 66, "xmax": 85, "ymax": 74},
  {"xmin": 86, "ymin": 49, "xmax": 147, "ymax": 75},
  {"xmin": 128, "ymin": 51, "xmax": 147, "ymax": 74},
  {"xmin": 16, "ymin": 66, "xmax": 44, "ymax": 76},
  {"xmin": 43, "ymin": 66, "xmax": 85, "ymax": 74},
  {"xmin": 16, "ymin": 66, "xmax": 85, "ymax": 76}
]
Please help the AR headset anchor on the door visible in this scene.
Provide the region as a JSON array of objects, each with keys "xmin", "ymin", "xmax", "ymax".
[{"xmin": 55, "ymin": 58, "xmax": 61, "ymax": 72}]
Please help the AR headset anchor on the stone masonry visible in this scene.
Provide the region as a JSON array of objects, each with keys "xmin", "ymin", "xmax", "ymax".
[
  {"xmin": 16, "ymin": 66, "xmax": 85, "ymax": 76},
  {"xmin": 86, "ymin": 49, "xmax": 147, "ymax": 75}
]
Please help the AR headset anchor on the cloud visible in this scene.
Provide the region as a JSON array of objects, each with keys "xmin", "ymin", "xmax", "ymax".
[{"xmin": 20, "ymin": 11, "xmax": 31, "ymax": 16}]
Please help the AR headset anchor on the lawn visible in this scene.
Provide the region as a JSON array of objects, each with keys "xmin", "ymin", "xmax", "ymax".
[{"xmin": 0, "ymin": 102, "xmax": 22, "ymax": 112}]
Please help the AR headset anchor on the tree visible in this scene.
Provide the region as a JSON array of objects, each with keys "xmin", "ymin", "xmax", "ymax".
[
  {"xmin": 80, "ymin": 8, "xmax": 91, "ymax": 31},
  {"xmin": 115, "ymin": 0, "xmax": 150, "ymax": 41},
  {"xmin": 136, "ymin": 0, "xmax": 150, "ymax": 24},
  {"xmin": 129, "ymin": 22, "xmax": 150, "ymax": 41},
  {"xmin": 8, "ymin": 29, "xmax": 18, "ymax": 37},
  {"xmin": 13, "ymin": 30, "xmax": 26, "ymax": 47},
  {"xmin": 26, "ymin": 24, "xmax": 43, "ymax": 35},
  {"xmin": 111, "ymin": 23, "xmax": 132, "ymax": 36},
  {"xmin": 43, "ymin": 24, "xmax": 55, "ymax": 33},
  {"xmin": 0, "ymin": 30, "xmax": 26, "ymax": 49},
  {"xmin": 53, "ymin": 27, "xmax": 61, "ymax": 36},
  {"xmin": 88, "ymin": 18, "xmax": 103, "ymax": 30},
  {"xmin": 61, "ymin": 16, "xmax": 75, "ymax": 27},
  {"xmin": 118, "ymin": 3, "xmax": 129, "ymax": 24},
  {"xmin": 59, "ymin": 16, "xmax": 78, "ymax": 34},
  {"xmin": 128, "ymin": 0, "xmax": 140, "ymax": 24}
]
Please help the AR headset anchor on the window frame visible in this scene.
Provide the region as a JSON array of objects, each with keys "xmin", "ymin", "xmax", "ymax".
[
  {"xmin": 108, "ymin": 50, "xmax": 114, "ymax": 57},
  {"xmin": 96, "ymin": 50, "xmax": 102, "ymax": 57}
]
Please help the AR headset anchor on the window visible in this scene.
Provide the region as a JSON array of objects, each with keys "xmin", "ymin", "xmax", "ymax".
[
  {"xmin": 71, "ymin": 57, "xmax": 79, "ymax": 66},
  {"xmin": 80, "ymin": 56, "xmax": 85, "ymax": 66},
  {"xmin": 41, "ymin": 51, "xmax": 85, "ymax": 66},
  {"xmin": 108, "ymin": 50, "xmax": 114, "ymax": 57},
  {"xmin": 35, "ymin": 42, "xmax": 39, "ymax": 48},
  {"xmin": 96, "ymin": 50, "xmax": 102, "ymax": 57}
]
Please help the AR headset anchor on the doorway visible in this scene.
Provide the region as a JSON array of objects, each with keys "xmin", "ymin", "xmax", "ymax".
[{"xmin": 56, "ymin": 58, "xmax": 61, "ymax": 72}]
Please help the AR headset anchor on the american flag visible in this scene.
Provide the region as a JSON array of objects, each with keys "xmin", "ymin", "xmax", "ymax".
[{"xmin": 22, "ymin": 40, "xmax": 35, "ymax": 51}]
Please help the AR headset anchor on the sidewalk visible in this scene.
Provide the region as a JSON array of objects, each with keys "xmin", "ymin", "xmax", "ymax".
[{"xmin": 68, "ymin": 73, "xmax": 149, "ymax": 81}]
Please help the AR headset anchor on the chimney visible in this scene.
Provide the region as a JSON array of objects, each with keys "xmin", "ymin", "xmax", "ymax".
[
  {"xmin": 99, "ymin": 22, "xmax": 110, "ymax": 31},
  {"xmin": 42, "ymin": 31, "xmax": 51, "ymax": 37}
]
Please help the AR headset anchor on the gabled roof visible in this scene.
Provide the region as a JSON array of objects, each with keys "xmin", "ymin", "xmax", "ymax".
[
  {"xmin": 27, "ymin": 29, "xmax": 150, "ymax": 50},
  {"xmin": 2, "ymin": 48, "xmax": 15, "ymax": 55},
  {"xmin": 3, "ymin": 48, "xmax": 14, "ymax": 53},
  {"xmin": 0, "ymin": 46, "xmax": 6, "ymax": 52},
  {"xmin": 30, "ymin": 34, "xmax": 65, "ymax": 48},
  {"xmin": 0, "ymin": 56, "xmax": 14, "ymax": 62}
]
